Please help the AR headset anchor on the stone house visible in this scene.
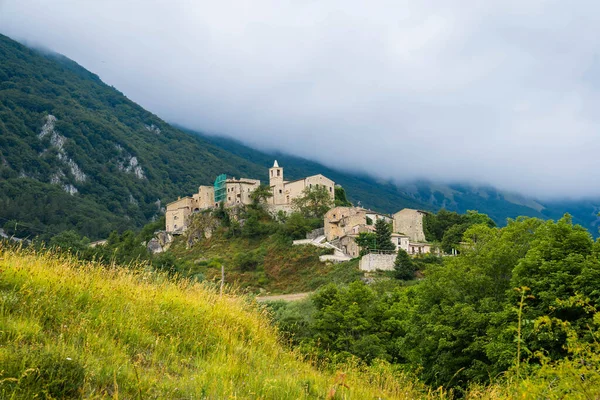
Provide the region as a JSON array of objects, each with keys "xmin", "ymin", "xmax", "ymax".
[
  {"xmin": 366, "ymin": 211, "xmax": 393, "ymax": 225},
  {"xmin": 323, "ymin": 206, "xmax": 433, "ymax": 257},
  {"xmin": 268, "ymin": 160, "xmax": 335, "ymax": 207},
  {"xmin": 223, "ymin": 178, "xmax": 261, "ymax": 206},
  {"xmin": 324, "ymin": 206, "xmax": 392, "ymax": 242},
  {"xmin": 407, "ymin": 242, "xmax": 432, "ymax": 255},
  {"xmin": 165, "ymin": 197, "xmax": 194, "ymax": 233},
  {"xmin": 324, "ymin": 207, "xmax": 367, "ymax": 241},
  {"xmin": 393, "ymin": 208, "xmax": 428, "ymax": 242}
]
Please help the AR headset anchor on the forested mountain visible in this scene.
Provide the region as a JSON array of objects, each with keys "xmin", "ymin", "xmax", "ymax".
[
  {"xmin": 0, "ymin": 33, "xmax": 598, "ymax": 239},
  {"xmin": 0, "ymin": 33, "xmax": 272, "ymax": 239}
]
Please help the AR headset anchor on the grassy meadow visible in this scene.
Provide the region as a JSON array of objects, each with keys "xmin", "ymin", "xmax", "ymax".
[{"xmin": 0, "ymin": 245, "xmax": 429, "ymax": 399}]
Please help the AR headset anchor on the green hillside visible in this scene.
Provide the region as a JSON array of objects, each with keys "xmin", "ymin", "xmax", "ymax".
[
  {"xmin": 1, "ymin": 32, "xmax": 598, "ymax": 240},
  {"xmin": 0, "ymin": 33, "xmax": 267, "ymax": 240},
  {"xmin": 0, "ymin": 246, "xmax": 432, "ymax": 399}
]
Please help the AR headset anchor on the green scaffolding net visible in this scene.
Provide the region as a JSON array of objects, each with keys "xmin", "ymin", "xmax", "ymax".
[{"xmin": 214, "ymin": 174, "xmax": 227, "ymax": 203}]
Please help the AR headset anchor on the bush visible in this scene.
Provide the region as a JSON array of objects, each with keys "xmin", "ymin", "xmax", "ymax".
[
  {"xmin": 234, "ymin": 249, "xmax": 265, "ymax": 272},
  {"xmin": 279, "ymin": 213, "xmax": 321, "ymax": 240}
]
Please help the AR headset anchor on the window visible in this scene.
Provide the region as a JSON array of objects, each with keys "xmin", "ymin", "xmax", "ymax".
[
  {"xmin": 174, "ymin": 216, "xmax": 178, "ymax": 220},
  {"xmin": 279, "ymin": 189, "xmax": 282, "ymax": 194},
  {"xmin": 228, "ymin": 197, "xmax": 231, "ymax": 201},
  {"xmin": 309, "ymin": 184, "xmax": 312, "ymax": 188},
  {"xmin": 330, "ymin": 187, "xmax": 332, "ymax": 192},
  {"xmin": 174, "ymin": 224, "xmax": 177, "ymax": 229},
  {"xmin": 277, "ymin": 169, "xmax": 281, "ymax": 177}
]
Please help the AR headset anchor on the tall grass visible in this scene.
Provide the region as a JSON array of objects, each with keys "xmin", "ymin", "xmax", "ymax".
[{"xmin": 0, "ymin": 245, "xmax": 428, "ymax": 399}]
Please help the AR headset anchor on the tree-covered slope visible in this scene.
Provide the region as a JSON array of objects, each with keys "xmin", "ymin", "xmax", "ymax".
[{"xmin": 0, "ymin": 33, "xmax": 268, "ymax": 239}]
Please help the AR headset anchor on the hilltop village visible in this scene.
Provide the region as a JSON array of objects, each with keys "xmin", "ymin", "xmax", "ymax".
[
  {"xmin": 166, "ymin": 161, "xmax": 432, "ymax": 267},
  {"xmin": 166, "ymin": 160, "xmax": 334, "ymax": 231}
]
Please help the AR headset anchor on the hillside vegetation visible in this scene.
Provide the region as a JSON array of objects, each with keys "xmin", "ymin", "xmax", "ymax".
[
  {"xmin": 167, "ymin": 231, "xmax": 362, "ymax": 295},
  {"xmin": 269, "ymin": 214, "xmax": 600, "ymax": 397},
  {"xmin": 0, "ymin": 245, "xmax": 432, "ymax": 399},
  {"xmin": 0, "ymin": 33, "xmax": 270, "ymax": 240},
  {"xmin": 3, "ymin": 241, "xmax": 600, "ymax": 399}
]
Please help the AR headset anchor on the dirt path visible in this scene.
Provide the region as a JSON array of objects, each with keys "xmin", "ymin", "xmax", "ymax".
[{"xmin": 255, "ymin": 292, "xmax": 312, "ymax": 302}]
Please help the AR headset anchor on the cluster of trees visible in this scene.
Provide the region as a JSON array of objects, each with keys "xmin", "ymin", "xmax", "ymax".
[
  {"xmin": 354, "ymin": 218, "xmax": 395, "ymax": 256},
  {"xmin": 270, "ymin": 215, "xmax": 600, "ymax": 391},
  {"xmin": 424, "ymin": 209, "xmax": 496, "ymax": 253}
]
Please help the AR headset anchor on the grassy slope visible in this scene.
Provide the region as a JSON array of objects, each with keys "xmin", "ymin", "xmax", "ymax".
[
  {"xmin": 2, "ymin": 247, "xmax": 597, "ymax": 399},
  {"xmin": 169, "ymin": 234, "xmax": 362, "ymax": 295},
  {"xmin": 0, "ymin": 246, "xmax": 427, "ymax": 399}
]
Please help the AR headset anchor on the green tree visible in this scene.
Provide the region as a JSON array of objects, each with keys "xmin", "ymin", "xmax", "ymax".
[
  {"xmin": 394, "ymin": 249, "xmax": 415, "ymax": 280},
  {"xmin": 354, "ymin": 232, "xmax": 377, "ymax": 256},
  {"xmin": 49, "ymin": 230, "xmax": 90, "ymax": 253},
  {"xmin": 280, "ymin": 212, "xmax": 319, "ymax": 240},
  {"xmin": 334, "ymin": 186, "xmax": 352, "ymax": 207},
  {"xmin": 249, "ymin": 184, "xmax": 273, "ymax": 207},
  {"xmin": 291, "ymin": 186, "xmax": 333, "ymax": 219},
  {"xmin": 441, "ymin": 223, "xmax": 470, "ymax": 253},
  {"xmin": 374, "ymin": 218, "xmax": 395, "ymax": 251}
]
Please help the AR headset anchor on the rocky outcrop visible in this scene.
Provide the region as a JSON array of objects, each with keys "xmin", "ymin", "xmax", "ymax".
[
  {"xmin": 114, "ymin": 143, "xmax": 146, "ymax": 180},
  {"xmin": 144, "ymin": 124, "xmax": 161, "ymax": 135},
  {"xmin": 39, "ymin": 115, "xmax": 87, "ymax": 193},
  {"xmin": 147, "ymin": 231, "xmax": 173, "ymax": 254}
]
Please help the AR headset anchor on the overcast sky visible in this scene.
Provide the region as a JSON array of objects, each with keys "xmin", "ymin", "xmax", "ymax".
[{"xmin": 1, "ymin": 0, "xmax": 599, "ymax": 198}]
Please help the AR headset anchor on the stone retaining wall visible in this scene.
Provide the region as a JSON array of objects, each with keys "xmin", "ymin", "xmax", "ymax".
[{"xmin": 359, "ymin": 253, "xmax": 396, "ymax": 271}]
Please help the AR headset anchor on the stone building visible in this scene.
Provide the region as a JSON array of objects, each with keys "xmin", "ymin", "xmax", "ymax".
[
  {"xmin": 223, "ymin": 178, "xmax": 261, "ymax": 206},
  {"xmin": 323, "ymin": 206, "xmax": 433, "ymax": 258},
  {"xmin": 268, "ymin": 160, "xmax": 335, "ymax": 207},
  {"xmin": 324, "ymin": 207, "xmax": 367, "ymax": 241},
  {"xmin": 165, "ymin": 197, "xmax": 193, "ymax": 233},
  {"xmin": 324, "ymin": 206, "xmax": 391, "ymax": 242},
  {"xmin": 165, "ymin": 185, "xmax": 216, "ymax": 233},
  {"xmin": 166, "ymin": 161, "xmax": 335, "ymax": 233},
  {"xmin": 393, "ymin": 208, "xmax": 428, "ymax": 242}
]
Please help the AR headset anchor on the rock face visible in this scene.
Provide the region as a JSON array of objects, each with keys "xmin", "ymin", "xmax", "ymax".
[
  {"xmin": 147, "ymin": 231, "xmax": 173, "ymax": 254},
  {"xmin": 115, "ymin": 144, "xmax": 146, "ymax": 180},
  {"xmin": 38, "ymin": 115, "xmax": 87, "ymax": 193},
  {"xmin": 144, "ymin": 124, "xmax": 161, "ymax": 135}
]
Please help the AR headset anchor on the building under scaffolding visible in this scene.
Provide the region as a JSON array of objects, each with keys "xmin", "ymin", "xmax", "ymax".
[{"xmin": 213, "ymin": 174, "xmax": 227, "ymax": 203}]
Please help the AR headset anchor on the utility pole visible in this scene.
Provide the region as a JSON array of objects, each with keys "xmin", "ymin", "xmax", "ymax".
[{"xmin": 220, "ymin": 264, "xmax": 224, "ymax": 296}]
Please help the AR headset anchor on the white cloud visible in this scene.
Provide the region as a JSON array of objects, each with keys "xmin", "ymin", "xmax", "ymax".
[{"xmin": 1, "ymin": 0, "xmax": 599, "ymax": 198}]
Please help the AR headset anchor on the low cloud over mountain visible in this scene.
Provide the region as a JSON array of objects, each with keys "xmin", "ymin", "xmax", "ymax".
[{"xmin": 2, "ymin": 0, "xmax": 599, "ymax": 198}]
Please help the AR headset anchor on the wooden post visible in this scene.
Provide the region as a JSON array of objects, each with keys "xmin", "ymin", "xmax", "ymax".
[{"xmin": 220, "ymin": 264, "xmax": 224, "ymax": 296}]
